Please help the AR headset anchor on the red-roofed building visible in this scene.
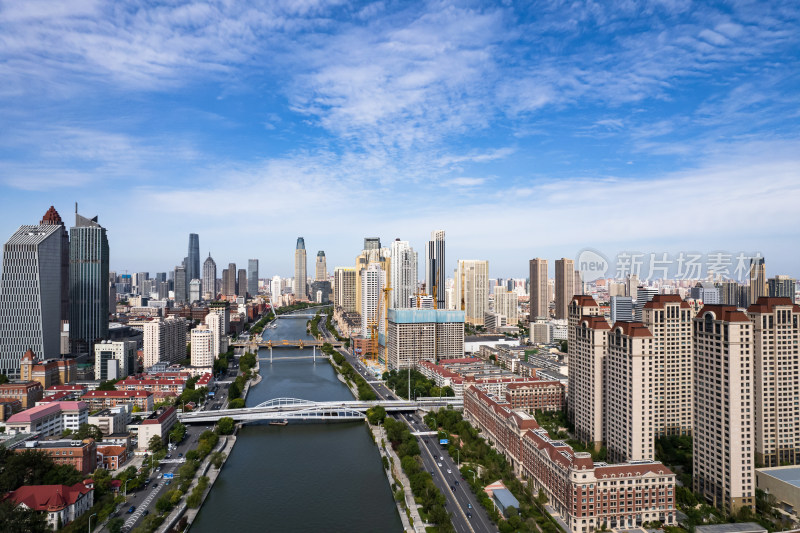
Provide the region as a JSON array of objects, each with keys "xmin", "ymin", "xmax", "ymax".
[
  {"xmin": 137, "ymin": 406, "xmax": 177, "ymax": 451},
  {"xmin": 0, "ymin": 381, "xmax": 44, "ymax": 408},
  {"xmin": 6, "ymin": 401, "xmax": 88, "ymax": 436},
  {"xmin": 13, "ymin": 439, "xmax": 97, "ymax": 476},
  {"xmin": 45, "ymin": 384, "xmax": 88, "ymax": 398},
  {"xmin": 81, "ymin": 390, "xmax": 154, "ymax": 411},
  {"xmin": 96, "ymin": 445, "xmax": 129, "ymax": 471},
  {"xmin": 116, "ymin": 377, "xmax": 187, "ymax": 395},
  {"xmin": 4, "ymin": 482, "xmax": 94, "ymax": 529},
  {"xmin": 464, "ymin": 385, "xmax": 676, "ymax": 532}
]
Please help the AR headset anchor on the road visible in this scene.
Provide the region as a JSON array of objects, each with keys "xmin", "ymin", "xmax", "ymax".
[
  {"xmin": 117, "ymin": 366, "xmax": 234, "ymax": 532},
  {"xmin": 321, "ymin": 325, "xmax": 496, "ymax": 533}
]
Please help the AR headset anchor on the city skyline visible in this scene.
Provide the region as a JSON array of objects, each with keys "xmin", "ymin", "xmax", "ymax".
[{"xmin": 1, "ymin": 2, "xmax": 798, "ymax": 276}]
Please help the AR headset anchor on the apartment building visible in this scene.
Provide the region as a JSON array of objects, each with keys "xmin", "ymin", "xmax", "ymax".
[
  {"xmin": 81, "ymin": 390, "xmax": 154, "ymax": 411},
  {"xmin": 385, "ymin": 309, "xmax": 465, "ymax": 369},
  {"xmin": 143, "ymin": 316, "xmax": 187, "ymax": 369},
  {"xmin": 641, "ymin": 295, "xmax": 695, "ymax": 437},
  {"xmin": 464, "ymin": 386, "xmax": 677, "ymax": 532},
  {"xmin": 571, "ymin": 315, "xmax": 610, "ymax": 450},
  {"xmin": 693, "ymin": 305, "xmax": 754, "ymax": 513},
  {"xmin": 606, "ymin": 322, "xmax": 656, "ymax": 463},
  {"xmin": 748, "ymin": 297, "xmax": 800, "ymax": 467}
]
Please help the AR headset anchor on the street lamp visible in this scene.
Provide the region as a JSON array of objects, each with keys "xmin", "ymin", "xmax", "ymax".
[
  {"xmin": 413, "ymin": 388, "xmax": 419, "ymax": 401},
  {"xmin": 456, "ymin": 449, "xmax": 460, "ymax": 468},
  {"xmin": 124, "ymin": 479, "xmax": 130, "ymax": 499},
  {"xmin": 466, "ymin": 469, "xmax": 476, "ymax": 483},
  {"xmin": 88, "ymin": 512, "xmax": 97, "ymax": 533}
]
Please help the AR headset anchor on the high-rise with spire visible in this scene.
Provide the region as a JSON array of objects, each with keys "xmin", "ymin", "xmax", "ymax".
[
  {"xmin": 294, "ymin": 237, "xmax": 307, "ymax": 300},
  {"xmin": 69, "ymin": 207, "xmax": 109, "ymax": 355},
  {"xmin": 40, "ymin": 206, "xmax": 70, "ymax": 323},
  {"xmin": 187, "ymin": 233, "xmax": 200, "ymax": 282},
  {"xmin": 202, "ymin": 253, "xmax": 216, "ymax": 299}
]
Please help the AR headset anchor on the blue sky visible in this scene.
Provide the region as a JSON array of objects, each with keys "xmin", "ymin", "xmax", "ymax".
[{"xmin": 1, "ymin": 0, "xmax": 799, "ymax": 279}]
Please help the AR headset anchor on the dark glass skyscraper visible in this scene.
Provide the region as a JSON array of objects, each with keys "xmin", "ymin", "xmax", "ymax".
[
  {"xmin": 187, "ymin": 233, "xmax": 200, "ymax": 282},
  {"xmin": 247, "ymin": 259, "xmax": 259, "ymax": 297},
  {"xmin": 69, "ymin": 210, "xmax": 109, "ymax": 355},
  {"xmin": 426, "ymin": 230, "xmax": 445, "ymax": 310}
]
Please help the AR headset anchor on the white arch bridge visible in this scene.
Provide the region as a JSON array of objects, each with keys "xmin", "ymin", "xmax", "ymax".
[{"xmin": 178, "ymin": 397, "xmax": 462, "ymax": 424}]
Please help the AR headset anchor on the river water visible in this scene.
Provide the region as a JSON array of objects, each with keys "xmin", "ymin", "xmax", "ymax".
[{"xmin": 191, "ymin": 309, "xmax": 403, "ymax": 532}]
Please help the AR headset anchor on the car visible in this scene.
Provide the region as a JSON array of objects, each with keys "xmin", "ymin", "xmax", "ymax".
[
  {"xmin": 156, "ymin": 467, "xmax": 161, "ymax": 472},
  {"xmin": 438, "ymin": 462, "xmax": 442, "ymax": 467},
  {"xmin": 166, "ymin": 454, "xmax": 171, "ymax": 459},
  {"xmin": 178, "ymin": 453, "xmax": 183, "ymax": 457},
  {"xmin": 468, "ymin": 504, "xmax": 472, "ymax": 509},
  {"xmin": 447, "ymin": 469, "xmax": 452, "ymax": 474},
  {"xmin": 467, "ymin": 512, "xmax": 472, "ymax": 519},
  {"xmin": 143, "ymin": 510, "xmax": 149, "ymax": 516},
  {"xmin": 127, "ymin": 506, "xmax": 136, "ymax": 514},
  {"xmin": 455, "ymin": 480, "xmax": 459, "ymax": 485},
  {"xmin": 450, "ymin": 485, "xmax": 455, "ymax": 492},
  {"xmin": 165, "ymin": 480, "xmax": 171, "ymax": 485},
  {"xmin": 157, "ymin": 473, "xmax": 163, "ymax": 479}
]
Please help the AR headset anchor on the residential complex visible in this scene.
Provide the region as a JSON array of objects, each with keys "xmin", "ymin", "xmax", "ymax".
[
  {"xmin": 529, "ymin": 258, "xmax": 548, "ymax": 320},
  {"xmin": 454, "ymin": 260, "xmax": 489, "ymax": 326},
  {"xmin": 143, "ymin": 316, "xmax": 187, "ymax": 369},
  {"xmin": 385, "ymin": 309, "xmax": 465, "ymax": 369},
  {"xmin": 555, "ymin": 258, "xmax": 575, "ymax": 320}
]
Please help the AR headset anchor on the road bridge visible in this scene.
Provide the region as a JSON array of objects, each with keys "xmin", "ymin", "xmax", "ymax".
[{"xmin": 178, "ymin": 397, "xmax": 462, "ymax": 424}]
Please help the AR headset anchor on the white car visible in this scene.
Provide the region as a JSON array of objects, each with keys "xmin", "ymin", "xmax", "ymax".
[
  {"xmin": 440, "ymin": 456, "xmax": 444, "ymax": 460},
  {"xmin": 447, "ymin": 469, "xmax": 452, "ymax": 474},
  {"xmin": 438, "ymin": 462, "xmax": 442, "ymax": 467}
]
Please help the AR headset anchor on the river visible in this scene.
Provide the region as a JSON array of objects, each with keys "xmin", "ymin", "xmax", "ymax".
[{"xmin": 191, "ymin": 308, "xmax": 403, "ymax": 532}]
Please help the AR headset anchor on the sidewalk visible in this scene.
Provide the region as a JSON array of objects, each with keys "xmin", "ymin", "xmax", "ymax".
[{"xmin": 370, "ymin": 423, "xmax": 427, "ymax": 533}]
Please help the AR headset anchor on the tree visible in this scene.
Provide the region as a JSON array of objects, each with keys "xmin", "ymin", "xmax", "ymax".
[
  {"xmin": 210, "ymin": 451, "xmax": 226, "ymax": 469},
  {"xmin": 0, "ymin": 373, "xmax": 9, "ymax": 385},
  {"xmin": 169, "ymin": 422, "xmax": 187, "ymax": 444},
  {"xmin": 96, "ymin": 379, "xmax": 117, "ymax": 391},
  {"xmin": 0, "ymin": 500, "xmax": 49, "ymax": 533},
  {"xmin": 148, "ymin": 434, "xmax": 164, "ymax": 453},
  {"xmin": 74, "ymin": 423, "xmax": 103, "ymax": 441},
  {"xmin": 108, "ymin": 517, "xmax": 125, "ymax": 533},
  {"xmin": 228, "ymin": 398, "xmax": 245, "ymax": 409},
  {"xmin": 366, "ymin": 405, "xmax": 386, "ymax": 425},
  {"xmin": 217, "ymin": 417, "xmax": 235, "ymax": 435},
  {"xmin": 560, "ymin": 340, "xmax": 568, "ymax": 353}
]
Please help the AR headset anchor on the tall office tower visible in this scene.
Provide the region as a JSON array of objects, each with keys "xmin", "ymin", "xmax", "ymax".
[
  {"xmin": 716, "ymin": 280, "xmax": 741, "ymax": 306},
  {"xmin": 748, "ymin": 297, "xmax": 800, "ymax": 466},
  {"xmin": 205, "ymin": 312, "xmax": 223, "ymax": 357},
  {"xmin": 202, "ymin": 254, "xmax": 216, "ymax": 299},
  {"xmin": 390, "ymin": 240, "xmax": 417, "ymax": 309},
  {"xmin": 142, "ymin": 316, "xmax": 187, "ymax": 368},
  {"xmin": 154, "ymin": 272, "xmax": 167, "ymax": 284},
  {"xmin": 627, "ymin": 274, "xmax": 640, "ymax": 300},
  {"xmin": 207, "ymin": 301, "xmax": 230, "ymax": 341},
  {"xmin": 642, "ymin": 295, "xmax": 695, "ymax": 437},
  {"xmin": 555, "ymin": 258, "xmax": 575, "ymax": 319},
  {"xmin": 493, "ymin": 290, "xmax": 518, "ymax": 325},
  {"xmin": 573, "ymin": 269, "xmax": 583, "ymax": 297},
  {"xmin": 315, "ymin": 251, "xmax": 327, "ymax": 281},
  {"xmin": 187, "ymin": 233, "xmax": 200, "ymax": 282},
  {"xmin": 69, "ymin": 210, "xmax": 109, "ymax": 355},
  {"xmin": 571, "ymin": 315, "xmax": 610, "ymax": 450},
  {"xmin": 768, "ymin": 275, "xmax": 796, "ymax": 302},
  {"xmin": 426, "ymin": 230, "xmax": 446, "ymax": 310},
  {"xmin": 334, "ymin": 267, "xmax": 357, "ymax": 312},
  {"xmin": 247, "ymin": 259, "xmax": 259, "ymax": 297},
  {"xmin": 386, "ymin": 309, "xmax": 465, "ymax": 369},
  {"xmin": 610, "ymin": 296, "xmax": 633, "ymax": 322},
  {"xmin": 237, "ymin": 268, "xmax": 247, "ymax": 298},
  {"xmin": 529, "ymin": 258, "xmax": 548, "ymax": 320},
  {"xmin": 568, "ymin": 295, "xmax": 602, "ymax": 420},
  {"xmin": 224, "ymin": 263, "xmax": 237, "ymax": 297},
  {"xmin": 40, "ymin": 207, "xmax": 70, "ymax": 323},
  {"xmin": 174, "ymin": 265, "xmax": 187, "ymax": 305},
  {"xmin": 270, "ymin": 276, "xmax": 281, "ymax": 302},
  {"xmin": 294, "ymin": 237, "xmax": 307, "ymax": 300},
  {"xmin": 693, "ymin": 305, "xmax": 754, "ymax": 513},
  {"xmin": 221, "ymin": 269, "xmax": 230, "ymax": 297},
  {"xmin": 605, "ymin": 322, "xmax": 656, "ymax": 463},
  {"xmin": 749, "ymin": 257, "xmax": 766, "ymax": 305},
  {"xmin": 158, "ymin": 282, "xmax": 169, "ymax": 300},
  {"xmin": 634, "ymin": 286, "xmax": 658, "ymax": 321},
  {"xmin": 189, "ymin": 279, "xmax": 201, "ymax": 303},
  {"xmin": 454, "ymin": 260, "xmax": 489, "ymax": 326},
  {"xmin": 364, "ymin": 237, "xmax": 381, "ymax": 251},
  {"xmin": 360, "ymin": 262, "xmax": 386, "ymax": 337},
  {"xmin": 190, "ymin": 326, "xmax": 214, "ymax": 368},
  {"xmin": 133, "ymin": 272, "xmax": 148, "ymax": 295},
  {"xmin": 0, "ymin": 223, "xmax": 65, "ymax": 378}
]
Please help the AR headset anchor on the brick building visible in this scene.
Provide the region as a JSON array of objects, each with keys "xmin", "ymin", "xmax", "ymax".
[{"xmin": 0, "ymin": 381, "xmax": 44, "ymax": 408}]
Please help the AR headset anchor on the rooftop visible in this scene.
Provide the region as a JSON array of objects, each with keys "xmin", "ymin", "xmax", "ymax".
[
  {"xmin": 694, "ymin": 524, "xmax": 767, "ymax": 533},
  {"xmin": 757, "ymin": 465, "xmax": 800, "ymax": 488}
]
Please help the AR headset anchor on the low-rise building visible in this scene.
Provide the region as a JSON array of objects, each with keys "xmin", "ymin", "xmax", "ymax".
[
  {"xmin": 5, "ymin": 401, "xmax": 88, "ymax": 436},
  {"xmin": 116, "ymin": 377, "xmax": 186, "ymax": 395},
  {"xmin": 81, "ymin": 390, "xmax": 154, "ymax": 411},
  {"xmin": 96, "ymin": 444, "xmax": 129, "ymax": 471},
  {"xmin": 0, "ymin": 381, "xmax": 44, "ymax": 408},
  {"xmin": 755, "ymin": 466, "xmax": 800, "ymax": 522},
  {"xmin": 0, "ymin": 397, "xmax": 23, "ymax": 421},
  {"xmin": 45, "ymin": 384, "xmax": 88, "ymax": 398},
  {"xmin": 505, "ymin": 381, "xmax": 565, "ymax": 412},
  {"xmin": 5, "ymin": 482, "xmax": 94, "ymax": 530},
  {"xmin": 464, "ymin": 385, "xmax": 677, "ymax": 532},
  {"xmin": 88, "ymin": 405, "xmax": 131, "ymax": 436},
  {"xmin": 136, "ymin": 406, "xmax": 177, "ymax": 451},
  {"xmin": 13, "ymin": 439, "xmax": 97, "ymax": 476}
]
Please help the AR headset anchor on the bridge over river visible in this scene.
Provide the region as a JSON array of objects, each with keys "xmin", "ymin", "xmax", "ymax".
[{"xmin": 179, "ymin": 397, "xmax": 462, "ymax": 423}]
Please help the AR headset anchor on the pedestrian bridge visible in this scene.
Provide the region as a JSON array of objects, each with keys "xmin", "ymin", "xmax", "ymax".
[
  {"xmin": 230, "ymin": 339, "xmax": 344, "ymax": 349},
  {"xmin": 178, "ymin": 397, "xmax": 462, "ymax": 424}
]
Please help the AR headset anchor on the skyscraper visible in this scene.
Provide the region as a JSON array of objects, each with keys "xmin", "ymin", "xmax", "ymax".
[
  {"xmin": 749, "ymin": 257, "xmax": 766, "ymax": 305},
  {"xmin": 247, "ymin": 259, "xmax": 259, "ymax": 297},
  {"xmin": 224, "ymin": 263, "xmax": 236, "ymax": 297},
  {"xmin": 360, "ymin": 262, "xmax": 386, "ymax": 337},
  {"xmin": 237, "ymin": 268, "xmax": 247, "ymax": 298},
  {"xmin": 174, "ymin": 265, "xmax": 187, "ymax": 305},
  {"xmin": 426, "ymin": 230, "xmax": 446, "ymax": 310},
  {"xmin": 454, "ymin": 260, "xmax": 489, "ymax": 326},
  {"xmin": 493, "ymin": 290, "xmax": 518, "ymax": 325},
  {"xmin": 0, "ymin": 221, "xmax": 65, "ymax": 377},
  {"xmin": 40, "ymin": 206, "xmax": 70, "ymax": 324},
  {"xmin": 69, "ymin": 210, "xmax": 109, "ymax": 355},
  {"xmin": 767, "ymin": 275, "xmax": 795, "ymax": 302},
  {"xmin": 315, "ymin": 251, "xmax": 327, "ymax": 281},
  {"xmin": 390, "ymin": 240, "xmax": 417, "ymax": 309},
  {"xmin": 202, "ymin": 254, "xmax": 216, "ymax": 299},
  {"xmin": 554, "ymin": 258, "xmax": 575, "ymax": 320},
  {"xmin": 529, "ymin": 258, "xmax": 548, "ymax": 320},
  {"xmin": 187, "ymin": 233, "xmax": 200, "ymax": 283},
  {"xmin": 294, "ymin": 237, "xmax": 307, "ymax": 300}
]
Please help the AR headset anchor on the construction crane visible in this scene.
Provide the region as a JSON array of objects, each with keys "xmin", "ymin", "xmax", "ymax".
[{"xmin": 368, "ymin": 286, "xmax": 392, "ymax": 372}]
